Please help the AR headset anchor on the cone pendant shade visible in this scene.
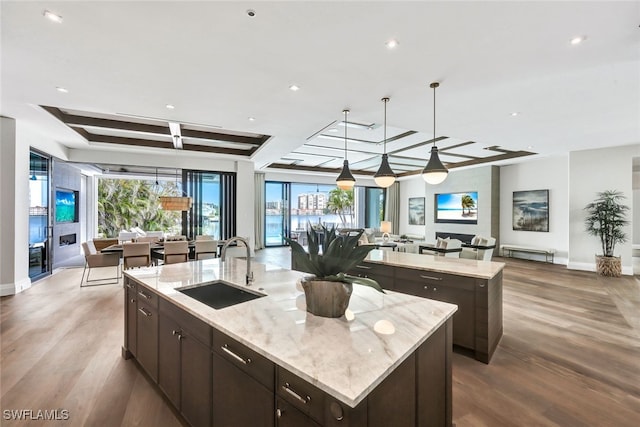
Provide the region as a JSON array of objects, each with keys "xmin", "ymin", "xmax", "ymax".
[
  {"xmin": 336, "ymin": 160, "xmax": 356, "ymax": 190},
  {"xmin": 422, "ymin": 146, "xmax": 448, "ymax": 185},
  {"xmin": 374, "ymin": 154, "xmax": 396, "ymax": 188}
]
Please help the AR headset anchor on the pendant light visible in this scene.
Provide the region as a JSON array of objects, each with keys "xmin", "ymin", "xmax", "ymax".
[
  {"xmin": 374, "ymin": 97, "xmax": 396, "ymax": 188},
  {"xmin": 422, "ymin": 82, "xmax": 448, "ymax": 185},
  {"xmin": 159, "ymin": 168, "xmax": 193, "ymax": 211},
  {"xmin": 336, "ymin": 109, "xmax": 356, "ymax": 190}
]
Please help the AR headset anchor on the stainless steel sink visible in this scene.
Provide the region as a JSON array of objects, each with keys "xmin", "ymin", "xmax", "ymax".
[{"xmin": 177, "ymin": 281, "xmax": 264, "ymax": 309}]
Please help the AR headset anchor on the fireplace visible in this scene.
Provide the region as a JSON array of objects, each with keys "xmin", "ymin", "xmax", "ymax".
[{"xmin": 60, "ymin": 233, "xmax": 77, "ymax": 246}]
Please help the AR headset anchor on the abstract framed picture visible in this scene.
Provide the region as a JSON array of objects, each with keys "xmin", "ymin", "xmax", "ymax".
[
  {"xmin": 512, "ymin": 189, "xmax": 549, "ymax": 232},
  {"xmin": 408, "ymin": 197, "xmax": 425, "ymax": 225}
]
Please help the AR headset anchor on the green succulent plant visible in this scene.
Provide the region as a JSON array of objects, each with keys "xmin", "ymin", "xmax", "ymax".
[{"xmin": 285, "ymin": 224, "xmax": 385, "ymax": 293}]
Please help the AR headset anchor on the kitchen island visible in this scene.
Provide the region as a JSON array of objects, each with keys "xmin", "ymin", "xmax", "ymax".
[
  {"xmin": 123, "ymin": 258, "xmax": 457, "ymax": 427},
  {"xmin": 294, "ymin": 249, "xmax": 505, "ymax": 363}
]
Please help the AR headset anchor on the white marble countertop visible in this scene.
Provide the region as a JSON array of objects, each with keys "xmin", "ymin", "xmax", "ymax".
[
  {"xmin": 365, "ymin": 249, "xmax": 505, "ymax": 279},
  {"xmin": 124, "ymin": 258, "xmax": 457, "ymax": 408}
]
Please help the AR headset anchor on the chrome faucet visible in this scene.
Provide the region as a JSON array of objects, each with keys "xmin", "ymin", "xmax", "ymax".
[{"xmin": 220, "ymin": 236, "xmax": 254, "ymax": 285}]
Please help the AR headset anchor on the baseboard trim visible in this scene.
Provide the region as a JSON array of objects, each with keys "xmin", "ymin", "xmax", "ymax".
[
  {"xmin": 0, "ymin": 277, "xmax": 32, "ymax": 296},
  {"xmin": 567, "ymin": 262, "xmax": 634, "ymax": 276}
]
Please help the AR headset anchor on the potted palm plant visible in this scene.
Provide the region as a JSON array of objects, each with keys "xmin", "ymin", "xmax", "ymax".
[
  {"xmin": 584, "ymin": 190, "xmax": 630, "ymax": 277},
  {"xmin": 285, "ymin": 224, "xmax": 384, "ymax": 318}
]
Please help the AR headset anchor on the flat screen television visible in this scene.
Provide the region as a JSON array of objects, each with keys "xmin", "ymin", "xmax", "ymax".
[
  {"xmin": 435, "ymin": 191, "xmax": 478, "ymax": 224},
  {"xmin": 55, "ymin": 189, "xmax": 78, "ymax": 223}
]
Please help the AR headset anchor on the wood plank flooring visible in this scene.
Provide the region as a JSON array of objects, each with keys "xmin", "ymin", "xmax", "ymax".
[{"xmin": 1, "ymin": 252, "xmax": 639, "ymax": 426}]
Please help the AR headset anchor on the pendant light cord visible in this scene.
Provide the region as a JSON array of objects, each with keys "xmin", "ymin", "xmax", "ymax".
[
  {"xmin": 343, "ymin": 109, "xmax": 348, "ymax": 160},
  {"xmin": 431, "ymin": 82, "xmax": 439, "ymax": 146},
  {"xmin": 383, "ymin": 98, "xmax": 388, "ymax": 154}
]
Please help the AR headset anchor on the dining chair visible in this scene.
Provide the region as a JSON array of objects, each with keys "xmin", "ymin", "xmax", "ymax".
[
  {"xmin": 195, "ymin": 240, "xmax": 218, "ymax": 260},
  {"xmin": 195, "ymin": 235, "xmax": 214, "ymax": 241},
  {"xmin": 135, "ymin": 236, "xmax": 160, "ymax": 243},
  {"xmin": 92, "ymin": 238, "xmax": 119, "ymax": 252},
  {"xmin": 163, "ymin": 241, "xmax": 189, "ymax": 264},
  {"xmin": 123, "ymin": 242, "xmax": 151, "ymax": 269},
  {"xmin": 81, "ymin": 241, "xmax": 121, "ymax": 287}
]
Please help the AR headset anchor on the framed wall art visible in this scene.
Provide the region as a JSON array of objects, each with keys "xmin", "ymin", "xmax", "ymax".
[
  {"xmin": 512, "ymin": 189, "xmax": 549, "ymax": 232},
  {"xmin": 408, "ymin": 197, "xmax": 425, "ymax": 225}
]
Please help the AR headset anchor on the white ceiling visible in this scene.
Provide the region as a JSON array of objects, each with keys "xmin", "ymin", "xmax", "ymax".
[{"xmin": 2, "ymin": 1, "xmax": 639, "ymax": 175}]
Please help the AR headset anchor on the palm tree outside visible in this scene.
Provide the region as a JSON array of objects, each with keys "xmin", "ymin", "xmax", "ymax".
[
  {"xmin": 98, "ymin": 178, "xmax": 182, "ymax": 237},
  {"xmin": 326, "ymin": 188, "xmax": 354, "ymax": 227},
  {"xmin": 461, "ymin": 194, "xmax": 476, "ymax": 217}
]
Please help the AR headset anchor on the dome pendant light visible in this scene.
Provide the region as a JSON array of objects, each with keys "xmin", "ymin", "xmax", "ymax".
[
  {"xmin": 374, "ymin": 97, "xmax": 396, "ymax": 188},
  {"xmin": 422, "ymin": 82, "xmax": 448, "ymax": 185},
  {"xmin": 336, "ymin": 109, "xmax": 356, "ymax": 190}
]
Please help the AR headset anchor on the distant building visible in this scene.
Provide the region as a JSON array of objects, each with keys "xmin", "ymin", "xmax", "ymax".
[{"xmin": 297, "ymin": 193, "xmax": 326, "ymax": 211}]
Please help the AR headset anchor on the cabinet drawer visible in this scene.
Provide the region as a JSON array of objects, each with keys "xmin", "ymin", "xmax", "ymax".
[
  {"xmin": 352, "ymin": 262, "xmax": 393, "ymax": 278},
  {"xmin": 212, "ymin": 328, "xmax": 274, "ymax": 391},
  {"xmin": 395, "ymin": 267, "xmax": 475, "ymax": 291},
  {"xmin": 159, "ymin": 298, "xmax": 211, "ymax": 347},
  {"xmin": 136, "ymin": 286, "xmax": 159, "ymax": 309},
  {"xmin": 124, "ymin": 279, "xmax": 137, "ymax": 292},
  {"xmin": 277, "ymin": 367, "xmax": 325, "ymax": 424}
]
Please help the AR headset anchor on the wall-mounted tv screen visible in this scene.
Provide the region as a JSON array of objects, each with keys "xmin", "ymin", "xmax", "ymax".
[
  {"xmin": 55, "ymin": 189, "xmax": 78, "ymax": 223},
  {"xmin": 435, "ymin": 191, "xmax": 478, "ymax": 224}
]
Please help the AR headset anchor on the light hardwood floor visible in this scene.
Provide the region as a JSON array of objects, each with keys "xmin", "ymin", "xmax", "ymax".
[{"xmin": 1, "ymin": 251, "xmax": 639, "ymax": 426}]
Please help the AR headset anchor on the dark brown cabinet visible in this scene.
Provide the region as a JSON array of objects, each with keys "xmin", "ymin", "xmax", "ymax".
[
  {"xmin": 124, "ymin": 280, "xmax": 137, "ymax": 358},
  {"xmin": 348, "ymin": 262, "xmax": 395, "ymax": 291},
  {"xmin": 212, "ymin": 328, "xmax": 275, "ymax": 427},
  {"xmin": 136, "ymin": 287, "xmax": 158, "ymax": 382},
  {"xmin": 355, "ymin": 261, "xmax": 502, "ymax": 363},
  {"xmin": 124, "ymin": 280, "xmax": 454, "ymax": 427},
  {"xmin": 276, "ymin": 397, "xmax": 322, "ymax": 427},
  {"xmin": 395, "ymin": 268, "xmax": 476, "ymax": 350},
  {"xmin": 158, "ymin": 298, "xmax": 212, "ymax": 427}
]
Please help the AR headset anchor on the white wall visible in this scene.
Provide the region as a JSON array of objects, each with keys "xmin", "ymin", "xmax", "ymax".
[
  {"xmin": 568, "ymin": 144, "xmax": 639, "ymax": 275},
  {"xmin": 398, "ymin": 166, "xmax": 498, "ymax": 243},
  {"xmin": 399, "ymin": 176, "xmax": 429, "ymax": 239},
  {"xmin": 236, "ymin": 161, "xmax": 256, "ymax": 253},
  {"xmin": 1, "ymin": 118, "xmax": 34, "ymax": 295},
  {"xmin": 500, "ymin": 155, "xmax": 569, "ymax": 264}
]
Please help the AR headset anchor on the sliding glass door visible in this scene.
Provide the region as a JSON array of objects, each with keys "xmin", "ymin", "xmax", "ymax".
[
  {"xmin": 29, "ymin": 151, "xmax": 51, "ymax": 280},
  {"xmin": 183, "ymin": 170, "xmax": 236, "ymax": 240},
  {"xmin": 265, "ymin": 182, "xmax": 290, "ymax": 247}
]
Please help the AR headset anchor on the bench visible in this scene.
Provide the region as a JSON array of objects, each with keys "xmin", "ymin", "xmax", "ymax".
[{"xmin": 500, "ymin": 244, "xmax": 555, "ymax": 263}]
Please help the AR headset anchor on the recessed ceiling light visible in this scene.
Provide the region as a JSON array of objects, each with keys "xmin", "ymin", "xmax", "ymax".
[
  {"xmin": 165, "ymin": 104, "xmax": 175, "ymax": 109},
  {"xmin": 43, "ymin": 10, "xmax": 63, "ymax": 23},
  {"xmin": 570, "ymin": 36, "xmax": 586, "ymax": 45},
  {"xmin": 246, "ymin": 9, "xmax": 256, "ymax": 17},
  {"xmin": 510, "ymin": 112, "xmax": 520, "ymax": 117},
  {"xmin": 289, "ymin": 84, "xmax": 300, "ymax": 92},
  {"xmin": 248, "ymin": 117, "xmax": 256, "ymax": 121},
  {"xmin": 56, "ymin": 86, "xmax": 68, "ymax": 93},
  {"xmin": 385, "ymin": 39, "xmax": 399, "ymax": 49},
  {"xmin": 527, "ymin": 146, "xmax": 533, "ymax": 150}
]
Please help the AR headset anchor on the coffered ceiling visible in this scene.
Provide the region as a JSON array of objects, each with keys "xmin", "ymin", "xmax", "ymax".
[{"xmin": 1, "ymin": 1, "xmax": 638, "ymax": 177}]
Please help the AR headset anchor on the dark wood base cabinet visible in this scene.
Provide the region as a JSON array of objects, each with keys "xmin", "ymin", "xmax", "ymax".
[
  {"xmin": 123, "ymin": 278, "xmax": 453, "ymax": 427},
  {"xmin": 348, "ymin": 262, "xmax": 503, "ymax": 363}
]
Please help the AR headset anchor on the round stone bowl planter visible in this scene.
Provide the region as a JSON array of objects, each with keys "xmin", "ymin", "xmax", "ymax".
[{"xmin": 298, "ymin": 276, "xmax": 353, "ymax": 318}]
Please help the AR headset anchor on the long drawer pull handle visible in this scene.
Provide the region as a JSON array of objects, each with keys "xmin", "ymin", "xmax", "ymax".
[
  {"xmin": 138, "ymin": 307, "xmax": 152, "ymax": 317},
  {"xmin": 282, "ymin": 383, "xmax": 311, "ymax": 404},
  {"xmin": 419, "ymin": 275, "xmax": 443, "ymax": 281},
  {"xmin": 221, "ymin": 344, "xmax": 251, "ymax": 365},
  {"xmin": 138, "ymin": 290, "xmax": 152, "ymax": 300},
  {"xmin": 356, "ymin": 265, "xmax": 372, "ymax": 270},
  {"xmin": 126, "ymin": 283, "xmax": 135, "ymax": 289}
]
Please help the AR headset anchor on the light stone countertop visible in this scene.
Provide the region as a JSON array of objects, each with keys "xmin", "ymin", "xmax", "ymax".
[
  {"xmin": 124, "ymin": 258, "xmax": 457, "ymax": 408},
  {"xmin": 365, "ymin": 249, "xmax": 505, "ymax": 279}
]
